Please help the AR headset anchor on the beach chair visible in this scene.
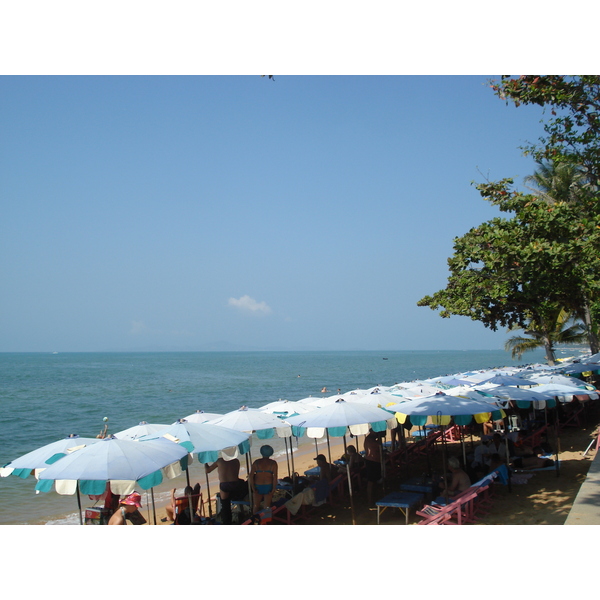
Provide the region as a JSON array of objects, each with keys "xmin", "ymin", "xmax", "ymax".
[{"xmin": 173, "ymin": 491, "xmax": 204, "ymax": 524}]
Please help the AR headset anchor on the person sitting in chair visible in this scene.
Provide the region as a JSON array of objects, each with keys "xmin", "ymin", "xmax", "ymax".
[
  {"xmin": 440, "ymin": 457, "xmax": 471, "ymax": 498},
  {"xmin": 108, "ymin": 492, "xmax": 146, "ymax": 525},
  {"xmin": 164, "ymin": 483, "xmax": 201, "ymax": 523}
]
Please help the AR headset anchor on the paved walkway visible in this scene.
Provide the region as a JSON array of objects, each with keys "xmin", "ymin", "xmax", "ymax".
[{"xmin": 565, "ymin": 442, "xmax": 600, "ymax": 524}]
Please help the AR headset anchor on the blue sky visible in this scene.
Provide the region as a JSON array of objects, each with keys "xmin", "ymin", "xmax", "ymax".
[{"xmin": 1, "ymin": 75, "xmax": 552, "ymax": 352}]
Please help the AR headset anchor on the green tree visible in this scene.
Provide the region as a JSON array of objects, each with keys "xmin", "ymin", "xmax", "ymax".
[
  {"xmin": 417, "ymin": 180, "xmax": 600, "ymax": 355},
  {"xmin": 418, "ymin": 77, "xmax": 600, "ymax": 359},
  {"xmin": 491, "ymin": 76, "xmax": 600, "ymax": 186},
  {"xmin": 504, "ymin": 307, "xmax": 587, "ymax": 365}
]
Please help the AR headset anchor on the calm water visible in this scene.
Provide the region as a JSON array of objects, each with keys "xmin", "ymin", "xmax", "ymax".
[{"xmin": 0, "ymin": 349, "xmax": 547, "ymax": 524}]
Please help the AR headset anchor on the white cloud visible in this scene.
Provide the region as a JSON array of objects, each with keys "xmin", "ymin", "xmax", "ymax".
[{"xmin": 228, "ymin": 295, "xmax": 272, "ymax": 315}]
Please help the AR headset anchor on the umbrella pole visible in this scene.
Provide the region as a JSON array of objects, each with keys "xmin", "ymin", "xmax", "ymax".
[
  {"xmin": 151, "ymin": 488, "xmax": 157, "ymax": 524},
  {"xmin": 290, "ymin": 436, "xmax": 296, "ymax": 478},
  {"xmin": 326, "ymin": 431, "xmax": 332, "ymax": 464},
  {"xmin": 245, "ymin": 452, "xmax": 254, "ymax": 515},
  {"xmin": 204, "ymin": 467, "xmax": 213, "ymax": 518},
  {"xmin": 76, "ymin": 482, "xmax": 83, "ymax": 525},
  {"xmin": 440, "ymin": 415, "xmax": 448, "ymax": 503},
  {"xmin": 284, "ymin": 437, "xmax": 291, "ymax": 477},
  {"xmin": 554, "ymin": 403, "xmax": 561, "ymax": 478},
  {"xmin": 502, "ymin": 414, "xmax": 512, "ymax": 493}
]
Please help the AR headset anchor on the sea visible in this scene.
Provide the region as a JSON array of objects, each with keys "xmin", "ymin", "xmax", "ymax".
[{"xmin": 0, "ymin": 348, "xmax": 549, "ymax": 525}]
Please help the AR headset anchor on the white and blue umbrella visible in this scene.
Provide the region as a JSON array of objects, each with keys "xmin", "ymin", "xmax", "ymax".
[
  {"xmin": 259, "ymin": 399, "xmax": 313, "ymax": 418},
  {"xmin": 36, "ymin": 436, "xmax": 189, "ymax": 496},
  {"xmin": 530, "ymin": 383, "xmax": 599, "ymax": 403},
  {"xmin": 1, "ymin": 435, "xmax": 100, "ymax": 479},
  {"xmin": 139, "ymin": 420, "xmax": 251, "ymax": 463},
  {"xmin": 113, "ymin": 422, "xmax": 170, "ymax": 441},
  {"xmin": 559, "ymin": 362, "xmax": 600, "ymax": 375},
  {"xmin": 206, "ymin": 406, "xmax": 295, "ymax": 480},
  {"xmin": 285, "ymin": 399, "xmax": 396, "ymax": 438},
  {"xmin": 527, "ymin": 374, "xmax": 590, "ymax": 387},
  {"xmin": 479, "ymin": 374, "xmax": 535, "ymax": 387},
  {"xmin": 390, "ymin": 393, "xmax": 505, "ymax": 427},
  {"xmin": 206, "ymin": 406, "xmax": 292, "ymax": 439},
  {"xmin": 139, "ymin": 420, "xmax": 251, "ymax": 519},
  {"xmin": 35, "ymin": 436, "xmax": 189, "ymax": 524},
  {"xmin": 181, "ymin": 411, "xmax": 224, "ymax": 424}
]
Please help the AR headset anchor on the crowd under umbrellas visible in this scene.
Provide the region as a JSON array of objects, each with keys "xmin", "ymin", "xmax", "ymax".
[{"xmin": 3, "ymin": 353, "xmax": 600, "ymax": 525}]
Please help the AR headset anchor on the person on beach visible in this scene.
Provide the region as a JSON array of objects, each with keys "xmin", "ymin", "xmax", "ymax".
[
  {"xmin": 164, "ymin": 483, "xmax": 201, "ymax": 523},
  {"xmin": 313, "ymin": 454, "xmax": 333, "ymax": 482},
  {"xmin": 364, "ymin": 430, "xmax": 384, "ymax": 505},
  {"xmin": 108, "ymin": 491, "xmax": 146, "ymax": 525},
  {"xmin": 344, "ymin": 445, "xmax": 364, "ymax": 472},
  {"xmin": 439, "ymin": 457, "xmax": 471, "ymax": 499},
  {"xmin": 512, "ymin": 454, "xmax": 555, "ymax": 470},
  {"xmin": 486, "ymin": 433, "xmax": 507, "ymax": 466},
  {"xmin": 205, "ymin": 457, "xmax": 247, "ymax": 524},
  {"xmin": 250, "ymin": 445, "xmax": 278, "ymax": 514}
]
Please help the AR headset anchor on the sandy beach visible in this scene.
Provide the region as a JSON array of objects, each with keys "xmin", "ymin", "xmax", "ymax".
[{"xmin": 149, "ymin": 413, "xmax": 599, "ymax": 526}]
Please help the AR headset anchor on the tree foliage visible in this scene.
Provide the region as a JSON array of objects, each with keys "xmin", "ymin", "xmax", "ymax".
[
  {"xmin": 491, "ymin": 76, "xmax": 600, "ymax": 187},
  {"xmin": 504, "ymin": 307, "xmax": 587, "ymax": 365},
  {"xmin": 418, "ymin": 76, "xmax": 600, "ymax": 359}
]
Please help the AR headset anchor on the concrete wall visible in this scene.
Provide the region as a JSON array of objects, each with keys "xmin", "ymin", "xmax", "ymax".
[{"xmin": 565, "ymin": 445, "xmax": 600, "ymax": 525}]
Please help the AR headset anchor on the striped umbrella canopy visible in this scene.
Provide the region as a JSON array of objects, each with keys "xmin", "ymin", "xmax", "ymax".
[
  {"xmin": 180, "ymin": 411, "xmax": 224, "ymax": 424},
  {"xmin": 36, "ymin": 436, "xmax": 189, "ymax": 496},
  {"xmin": 285, "ymin": 399, "xmax": 396, "ymax": 438},
  {"xmin": 391, "ymin": 393, "xmax": 505, "ymax": 427},
  {"xmin": 1, "ymin": 435, "xmax": 101, "ymax": 479},
  {"xmin": 113, "ymin": 422, "xmax": 170, "ymax": 441}
]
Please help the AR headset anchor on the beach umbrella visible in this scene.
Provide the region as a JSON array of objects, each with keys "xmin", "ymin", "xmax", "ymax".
[
  {"xmin": 474, "ymin": 385, "xmax": 550, "ymax": 408},
  {"xmin": 181, "ymin": 411, "xmax": 224, "ymax": 424},
  {"xmin": 36, "ymin": 436, "xmax": 189, "ymax": 524},
  {"xmin": 580, "ymin": 352, "xmax": 600, "ymax": 364},
  {"xmin": 259, "ymin": 400, "xmax": 313, "ymax": 417},
  {"xmin": 531, "ymin": 384, "xmax": 599, "ymax": 402},
  {"xmin": 344, "ymin": 390, "xmax": 404, "ymax": 408},
  {"xmin": 1, "ymin": 435, "xmax": 101, "ymax": 479},
  {"xmin": 138, "ymin": 419, "xmax": 251, "ymax": 518},
  {"xmin": 206, "ymin": 407, "xmax": 294, "ymax": 510},
  {"xmin": 392, "ymin": 393, "xmax": 506, "ymax": 472},
  {"xmin": 479, "ymin": 374, "xmax": 535, "ymax": 387},
  {"xmin": 527, "ymin": 374, "xmax": 591, "ymax": 387},
  {"xmin": 559, "ymin": 363, "xmax": 600, "ymax": 375},
  {"xmin": 206, "ymin": 406, "xmax": 292, "ymax": 438},
  {"xmin": 391, "ymin": 394, "xmax": 504, "ymax": 424},
  {"xmin": 113, "ymin": 422, "xmax": 170, "ymax": 441},
  {"xmin": 139, "ymin": 420, "xmax": 251, "ymax": 462},
  {"xmin": 286, "ymin": 399, "xmax": 396, "ymax": 524}
]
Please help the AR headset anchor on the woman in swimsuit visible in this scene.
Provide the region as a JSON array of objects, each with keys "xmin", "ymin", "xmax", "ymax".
[{"xmin": 250, "ymin": 445, "xmax": 278, "ymax": 513}]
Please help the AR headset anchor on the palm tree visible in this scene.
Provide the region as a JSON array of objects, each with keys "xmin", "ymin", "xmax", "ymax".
[
  {"xmin": 525, "ymin": 160, "xmax": 600, "ymax": 354},
  {"xmin": 504, "ymin": 307, "xmax": 588, "ymax": 365},
  {"xmin": 524, "ymin": 159, "xmax": 590, "ymax": 205}
]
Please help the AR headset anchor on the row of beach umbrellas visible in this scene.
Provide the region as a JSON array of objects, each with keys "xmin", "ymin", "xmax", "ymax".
[{"xmin": 3, "ymin": 356, "xmax": 599, "ymax": 524}]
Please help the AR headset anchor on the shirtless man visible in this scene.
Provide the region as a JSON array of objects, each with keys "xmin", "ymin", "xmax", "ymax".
[
  {"xmin": 205, "ymin": 457, "xmax": 245, "ymax": 524},
  {"xmin": 440, "ymin": 457, "xmax": 471, "ymax": 498},
  {"xmin": 250, "ymin": 445, "xmax": 278, "ymax": 513},
  {"xmin": 108, "ymin": 492, "xmax": 145, "ymax": 525}
]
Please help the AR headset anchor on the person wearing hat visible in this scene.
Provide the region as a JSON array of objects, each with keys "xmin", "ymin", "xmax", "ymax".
[
  {"xmin": 108, "ymin": 491, "xmax": 146, "ymax": 525},
  {"xmin": 250, "ymin": 445, "xmax": 278, "ymax": 514},
  {"xmin": 313, "ymin": 454, "xmax": 333, "ymax": 482}
]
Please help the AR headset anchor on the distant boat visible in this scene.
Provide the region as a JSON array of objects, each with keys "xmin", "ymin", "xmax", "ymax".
[{"xmin": 383, "ymin": 358, "xmax": 388, "ymax": 360}]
